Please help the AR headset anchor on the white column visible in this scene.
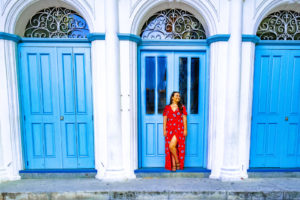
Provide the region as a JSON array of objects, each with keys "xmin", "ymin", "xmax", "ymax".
[
  {"xmin": 220, "ymin": 0, "xmax": 243, "ymax": 181},
  {"xmin": 120, "ymin": 40, "xmax": 137, "ymax": 179},
  {"xmin": 208, "ymin": 41, "xmax": 229, "ymax": 179},
  {"xmin": 0, "ymin": 39, "xmax": 22, "ymax": 183},
  {"xmin": 238, "ymin": 41, "xmax": 257, "ymax": 179},
  {"xmin": 101, "ymin": 0, "xmax": 124, "ymax": 179}
]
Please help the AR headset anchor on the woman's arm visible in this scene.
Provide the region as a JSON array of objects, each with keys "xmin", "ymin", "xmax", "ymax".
[
  {"xmin": 163, "ymin": 116, "xmax": 167, "ymax": 137},
  {"xmin": 183, "ymin": 115, "xmax": 187, "ymax": 137}
]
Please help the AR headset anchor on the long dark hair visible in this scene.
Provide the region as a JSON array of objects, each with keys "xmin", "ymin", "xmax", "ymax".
[{"xmin": 169, "ymin": 91, "xmax": 183, "ymax": 113}]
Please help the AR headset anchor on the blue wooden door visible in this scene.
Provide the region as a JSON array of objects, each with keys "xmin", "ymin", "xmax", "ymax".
[
  {"xmin": 19, "ymin": 45, "xmax": 94, "ymax": 169},
  {"xmin": 250, "ymin": 49, "xmax": 300, "ymax": 168},
  {"xmin": 140, "ymin": 51, "xmax": 208, "ymax": 168}
]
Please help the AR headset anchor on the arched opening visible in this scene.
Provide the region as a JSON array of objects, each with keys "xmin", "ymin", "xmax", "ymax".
[
  {"xmin": 23, "ymin": 7, "xmax": 90, "ymax": 38},
  {"xmin": 137, "ymin": 7, "xmax": 209, "ymax": 170},
  {"xmin": 250, "ymin": 10, "xmax": 300, "ymax": 168},
  {"xmin": 18, "ymin": 6, "xmax": 95, "ymax": 170}
]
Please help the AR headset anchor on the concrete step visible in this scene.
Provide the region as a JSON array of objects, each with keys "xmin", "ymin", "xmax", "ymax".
[
  {"xmin": 19, "ymin": 169, "xmax": 97, "ymax": 179},
  {"xmin": 1, "ymin": 178, "xmax": 300, "ymax": 200}
]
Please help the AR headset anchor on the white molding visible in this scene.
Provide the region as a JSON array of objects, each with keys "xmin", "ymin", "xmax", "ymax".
[
  {"xmin": 252, "ymin": 0, "xmax": 300, "ymax": 34},
  {"xmin": 4, "ymin": 0, "xmax": 95, "ymax": 34},
  {"xmin": 130, "ymin": 0, "xmax": 219, "ymax": 36},
  {"xmin": 0, "ymin": 0, "xmax": 95, "ymax": 181}
]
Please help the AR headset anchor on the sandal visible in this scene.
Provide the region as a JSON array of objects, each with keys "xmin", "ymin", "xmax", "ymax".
[
  {"xmin": 171, "ymin": 166, "xmax": 176, "ymax": 172},
  {"xmin": 176, "ymin": 162, "xmax": 180, "ymax": 170}
]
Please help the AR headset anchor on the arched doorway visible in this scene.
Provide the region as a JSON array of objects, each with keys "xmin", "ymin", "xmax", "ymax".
[
  {"xmin": 250, "ymin": 10, "xmax": 300, "ymax": 168},
  {"xmin": 19, "ymin": 7, "xmax": 94, "ymax": 169},
  {"xmin": 138, "ymin": 8, "xmax": 209, "ymax": 168}
]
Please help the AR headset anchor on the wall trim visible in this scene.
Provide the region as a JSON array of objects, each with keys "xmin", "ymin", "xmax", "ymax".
[
  {"xmin": 206, "ymin": 34, "xmax": 230, "ymax": 45},
  {"xmin": 87, "ymin": 33, "xmax": 106, "ymax": 41},
  {"xmin": 139, "ymin": 39, "xmax": 208, "ymax": 46},
  {"xmin": 20, "ymin": 38, "xmax": 90, "ymax": 43},
  {"xmin": 0, "ymin": 32, "xmax": 21, "ymax": 43},
  {"xmin": 242, "ymin": 35, "xmax": 260, "ymax": 43},
  {"xmin": 118, "ymin": 33, "xmax": 142, "ymax": 44},
  {"xmin": 257, "ymin": 40, "xmax": 300, "ymax": 46}
]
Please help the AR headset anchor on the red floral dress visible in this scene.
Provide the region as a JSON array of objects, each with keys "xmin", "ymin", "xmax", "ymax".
[{"xmin": 163, "ymin": 105, "xmax": 187, "ymax": 170}]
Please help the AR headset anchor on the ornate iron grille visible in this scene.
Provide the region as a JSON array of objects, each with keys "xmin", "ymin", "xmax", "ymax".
[
  {"xmin": 257, "ymin": 10, "xmax": 300, "ymax": 40},
  {"xmin": 140, "ymin": 9, "xmax": 206, "ymax": 39},
  {"xmin": 24, "ymin": 7, "xmax": 89, "ymax": 38}
]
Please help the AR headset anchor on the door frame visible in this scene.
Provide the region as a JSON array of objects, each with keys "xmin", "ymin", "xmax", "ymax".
[
  {"xmin": 250, "ymin": 40, "xmax": 300, "ymax": 169},
  {"xmin": 17, "ymin": 39, "xmax": 95, "ymax": 170},
  {"xmin": 137, "ymin": 40, "xmax": 210, "ymax": 168}
]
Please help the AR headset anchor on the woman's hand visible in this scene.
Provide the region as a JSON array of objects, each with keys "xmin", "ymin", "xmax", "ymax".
[
  {"xmin": 163, "ymin": 130, "xmax": 167, "ymax": 137},
  {"xmin": 183, "ymin": 129, "xmax": 187, "ymax": 137}
]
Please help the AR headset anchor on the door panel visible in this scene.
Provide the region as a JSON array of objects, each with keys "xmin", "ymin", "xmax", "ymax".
[
  {"xmin": 251, "ymin": 49, "xmax": 300, "ymax": 168},
  {"xmin": 20, "ymin": 47, "xmax": 62, "ymax": 169},
  {"xmin": 281, "ymin": 51, "xmax": 300, "ymax": 167},
  {"xmin": 141, "ymin": 52, "xmax": 172, "ymax": 167},
  {"xmin": 57, "ymin": 47, "xmax": 94, "ymax": 168},
  {"xmin": 140, "ymin": 51, "xmax": 207, "ymax": 168},
  {"xmin": 20, "ymin": 45, "xmax": 94, "ymax": 169},
  {"xmin": 174, "ymin": 52, "xmax": 206, "ymax": 167}
]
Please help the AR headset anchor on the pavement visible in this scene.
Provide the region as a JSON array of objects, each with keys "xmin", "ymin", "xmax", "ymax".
[{"xmin": 1, "ymin": 177, "xmax": 300, "ymax": 200}]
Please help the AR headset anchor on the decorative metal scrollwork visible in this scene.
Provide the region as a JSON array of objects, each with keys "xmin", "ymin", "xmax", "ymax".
[
  {"xmin": 24, "ymin": 7, "xmax": 89, "ymax": 38},
  {"xmin": 140, "ymin": 9, "xmax": 206, "ymax": 39},
  {"xmin": 257, "ymin": 10, "xmax": 300, "ymax": 40}
]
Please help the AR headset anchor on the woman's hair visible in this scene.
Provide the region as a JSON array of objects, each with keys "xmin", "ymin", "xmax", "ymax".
[{"xmin": 169, "ymin": 91, "xmax": 183, "ymax": 113}]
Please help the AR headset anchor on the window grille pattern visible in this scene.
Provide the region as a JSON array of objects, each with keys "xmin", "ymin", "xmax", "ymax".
[
  {"xmin": 257, "ymin": 10, "xmax": 300, "ymax": 40},
  {"xmin": 140, "ymin": 9, "xmax": 206, "ymax": 39},
  {"xmin": 24, "ymin": 7, "xmax": 89, "ymax": 38}
]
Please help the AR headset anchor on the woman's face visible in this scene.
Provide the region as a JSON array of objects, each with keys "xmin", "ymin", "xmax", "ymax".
[{"xmin": 172, "ymin": 93, "xmax": 181, "ymax": 103}]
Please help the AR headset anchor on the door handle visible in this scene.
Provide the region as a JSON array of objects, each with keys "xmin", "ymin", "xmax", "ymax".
[
  {"xmin": 285, "ymin": 116, "xmax": 288, "ymax": 121},
  {"xmin": 60, "ymin": 116, "xmax": 64, "ymax": 120}
]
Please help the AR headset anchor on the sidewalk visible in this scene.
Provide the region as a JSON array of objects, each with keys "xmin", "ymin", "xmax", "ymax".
[{"xmin": 1, "ymin": 177, "xmax": 300, "ymax": 200}]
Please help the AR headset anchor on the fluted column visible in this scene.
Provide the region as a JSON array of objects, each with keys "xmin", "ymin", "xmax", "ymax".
[
  {"xmin": 220, "ymin": 0, "xmax": 243, "ymax": 181},
  {"xmin": 102, "ymin": 0, "xmax": 123, "ymax": 178}
]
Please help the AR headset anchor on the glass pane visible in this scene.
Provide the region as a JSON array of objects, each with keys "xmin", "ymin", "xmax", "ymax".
[
  {"xmin": 157, "ymin": 57, "xmax": 167, "ymax": 113},
  {"xmin": 179, "ymin": 57, "xmax": 188, "ymax": 105},
  {"xmin": 24, "ymin": 7, "xmax": 90, "ymax": 38},
  {"xmin": 146, "ymin": 57, "xmax": 155, "ymax": 114},
  {"xmin": 140, "ymin": 9, "xmax": 206, "ymax": 39},
  {"xmin": 190, "ymin": 58, "xmax": 199, "ymax": 114}
]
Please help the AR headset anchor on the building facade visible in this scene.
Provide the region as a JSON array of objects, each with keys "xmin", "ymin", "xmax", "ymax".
[{"xmin": 0, "ymin": 0, "xmax": 299, "ymax": 182}]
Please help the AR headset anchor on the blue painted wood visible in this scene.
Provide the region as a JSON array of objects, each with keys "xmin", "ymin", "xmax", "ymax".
[
  {"xmin": 250, "ymin": 48, "xmax": 300, "ymax": 168},
  {"xmin": 140, "ymin": 50, "xmax": 208, "ymax": 168},
  {"xmin": 242, "ymin": 35, "xmax": 260, "ymax": 43},
  {"xmin": 206, "ymin": 34, "xmax": 230, "ymax": 45},
  {"xmin": 20, "ymin": 47, "xmax": 62, "ymax": 169},
  {"xmin": 19, "ymin": 45, "xmax": 94, "ymax": 169},
  {"xmin": 118, "ymin": 33, "xmax": 142, "ymax": 44},
  {"xmin": 0, "ymin": 32, "xmax": 21, "ymax": 42}
]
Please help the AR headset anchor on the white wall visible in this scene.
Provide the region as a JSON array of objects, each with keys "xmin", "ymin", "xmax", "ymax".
[{"xmin": 0, "ymin": 0, "xmax": 299, "ymax": 182}]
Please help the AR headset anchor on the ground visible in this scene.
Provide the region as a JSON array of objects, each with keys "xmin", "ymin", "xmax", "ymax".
[{"xmin": 1, "ymin": 177, "xmax": 300, "ymax": 200}]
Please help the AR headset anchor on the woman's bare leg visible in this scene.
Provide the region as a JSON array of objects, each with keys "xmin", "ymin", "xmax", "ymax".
[{"xmin": 169, "ymin": 135, "xmax": 179, "ymax": 164}]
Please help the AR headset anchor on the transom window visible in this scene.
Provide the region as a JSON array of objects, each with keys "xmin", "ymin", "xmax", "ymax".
[
  {"xmin": 140, "ymin": 8, "xmax": 206, "ymax": 39},
  {"xmin": 257, "ymin": 10, "xmax": 300, "ymax": 40},
  {"xmin": 24, "ymin": 7, "xmax": 89, "ymax": 38}
]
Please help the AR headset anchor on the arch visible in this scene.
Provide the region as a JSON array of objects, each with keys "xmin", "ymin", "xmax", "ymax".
[
  {"xmin": 4, "ymin": 0, "xmax": 94, "ymax": 35},
  {"xmin": 256, "ymin": 10, "xmax": 300, "ymax": 40},
  {"xmin": 24, "ymin": 7, "xmax": 90, "ymax": 38},
  {"xmin": 130, "ymin": 0, "xmax": 218, "ymax": 37},
  {"xmin": 140, "ymin": 8, "xmax": 207, "ymax": 39},
  {"xmin": 253, "ymin": 0, "xmax": 300, "ymax": 35}
]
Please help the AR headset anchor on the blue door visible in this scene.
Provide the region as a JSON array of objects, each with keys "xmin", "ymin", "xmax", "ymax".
[
  {"xmin": 19, "ymin": 45, "xmax": 94, "ymax": 169},
  {"xmin": 140, "ymin": 50, "xmax": 208, "ymax": 168},
  {"xmin": 250, "ymin": 48, "xmax": 300, "ymax": 168}
]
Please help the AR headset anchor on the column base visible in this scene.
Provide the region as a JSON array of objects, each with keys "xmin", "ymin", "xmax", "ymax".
[
  {"xmin": 220, "ymin": 167, "xmax": 243, "ymax": 181},
  {"xmin": 96, "ymin": 170, "xmax": 136, "ymax": 181}
]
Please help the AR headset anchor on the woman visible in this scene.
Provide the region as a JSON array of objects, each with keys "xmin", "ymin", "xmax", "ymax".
[{"xmin": 163, "ymin": 91, "xmax": 187, "ymax": 171}]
